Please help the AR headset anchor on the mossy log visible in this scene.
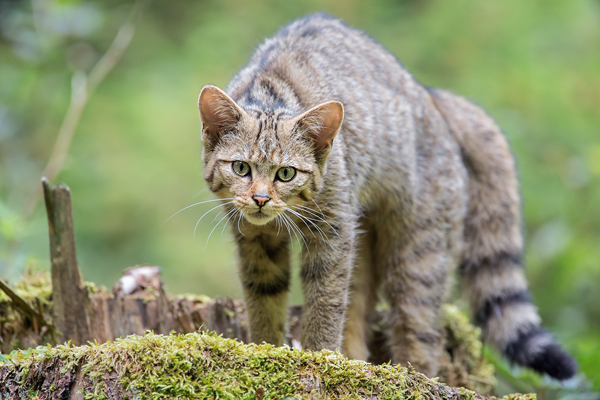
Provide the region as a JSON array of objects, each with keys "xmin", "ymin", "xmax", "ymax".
[
  {"xmin": 0, "ymin": 331, "xmax": 532, "ymax": 400},
  {"xmin": 0, "ymin": 270, "xmax": 495, "ymax": 394}
]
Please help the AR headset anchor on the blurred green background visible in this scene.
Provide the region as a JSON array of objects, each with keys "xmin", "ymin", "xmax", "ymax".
[{"xmin": 1, "ymin": 0, "xmax": 599, "ymax": 396}]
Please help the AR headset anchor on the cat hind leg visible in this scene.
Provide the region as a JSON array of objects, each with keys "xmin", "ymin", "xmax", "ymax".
[
  {"xmin": 379, "ymin": 225, "xmax": 451, "ymax": 377},
  {"xmin": 343, "ymin": 220, "xmax": 379, "ymax": 361}
]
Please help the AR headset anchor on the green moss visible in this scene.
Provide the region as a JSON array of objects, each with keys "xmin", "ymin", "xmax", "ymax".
[
  {"xmin": 0, "ymin": 269, "xmax": 52, "ymax": 305},
  {"xmin": 439, "ymin": 305, "xmax": 495, "ymax": 393},
  {"xmin": 0, "ymin": 270, "xmax": 55, "ymax": 354},
  {"xmin": 85, "ymin": 280, "xmax": 108, "ymax": 294},
  {"xmin": 501, "ymin": 394, "xmax": 536, "ymax": 400},
  {"xmin": 1, "ymin": 331, "xmax": 534, "ymax": 400}
]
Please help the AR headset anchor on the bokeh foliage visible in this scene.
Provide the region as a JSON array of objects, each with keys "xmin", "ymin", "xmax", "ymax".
[{"xmin": 0, "ymin": 0, "xmax": 599, "ymax": 397}]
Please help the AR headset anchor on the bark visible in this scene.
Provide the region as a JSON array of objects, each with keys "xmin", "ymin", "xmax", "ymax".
[{"xmin": 42, "ymin": 178, "xmax": 93, "ymax": 346}]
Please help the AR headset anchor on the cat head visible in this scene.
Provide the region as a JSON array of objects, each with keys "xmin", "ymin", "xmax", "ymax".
[{"xmin": 198, "ymin": 85, "xmax": 343, "ymax": 226}]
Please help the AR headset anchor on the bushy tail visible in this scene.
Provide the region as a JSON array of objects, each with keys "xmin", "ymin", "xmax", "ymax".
[{"xmin": 428, "ymin": 88, "xmax": 577, "ymax": 380}]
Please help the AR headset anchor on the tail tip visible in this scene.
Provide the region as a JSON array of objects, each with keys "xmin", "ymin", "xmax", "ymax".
[
  {"xmin": 527, "ymin": 342, "xmax": 578, "ymax": 381},
  {"xmin": 505, "ymin": 327, "xmax": 577, "ymax": 381}
]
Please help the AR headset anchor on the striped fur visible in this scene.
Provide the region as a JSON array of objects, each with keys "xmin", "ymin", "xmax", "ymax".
[{"xmin": 198, "ymin": 14, "xmax": 577, "ymax": 379}]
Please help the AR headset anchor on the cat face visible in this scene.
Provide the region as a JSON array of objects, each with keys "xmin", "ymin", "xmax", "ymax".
[{"xmin": 198, "ymin": 85, "xmax": 343, "ymax": 226}]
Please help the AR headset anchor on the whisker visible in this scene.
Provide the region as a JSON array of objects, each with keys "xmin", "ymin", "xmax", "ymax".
[
  {"xmin": 193, "ymin": 201, "xmax": 234, "ymax": 239},
  {"xmin": 221, "ymin": 208, "xmax": 239, "ymax": 236},
  {"xmin": 311, "ymin": 199, "xmax": 326, "ymax": 218},
  {"xmin": 205, "ymin": 209, "xmax": 237, "ymax": 249},
  {"xmin": 279, "ymin": 213, "xmax": 294, "ymax": 249},
  {"xmin": 286, "ymin": 208, "xmax": 329, "ymax": 243},
  {"xmin": 285, "ymin": 208, "xmax": 317, "ymax": 238},
  {"xmin": 211, "ymin": 211, "xmax": 222, "ymax": 223},
  {"xmin": 283, "ymin": 212, "xmax": 308, "ymax": 250},
  {"xmin": 163, "ymin": 198, "xmax": 234, "ymax": 225},
  {"xmin": 290, "ymin": 204, "xmax": 341, "ymax": 239},
  {"xmin": 192, "ymin": 188, "xmax": 210, "ymax": 199},
  {"xmin": 292, "ymin": 204, "xmax": 328, "ymax": 221},
  {"xmin": 237, "ymin": 211, "xmax": 245, "ymax": 236}
]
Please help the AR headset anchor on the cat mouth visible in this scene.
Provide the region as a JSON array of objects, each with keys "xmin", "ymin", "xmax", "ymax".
[{"xmin": 245, "ymin": 210, "xmax": 275, "ymax": 226}]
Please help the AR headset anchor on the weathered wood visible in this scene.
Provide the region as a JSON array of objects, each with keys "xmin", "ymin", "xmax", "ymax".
[{"xmin": 42, "ymin": 177, "xmax": 93, "ymax": 346}]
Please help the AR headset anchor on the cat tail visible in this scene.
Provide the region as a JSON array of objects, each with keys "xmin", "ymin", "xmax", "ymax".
[{"xmin": 428, "ymin": 88, "xmax": 577, "ymax": 380}]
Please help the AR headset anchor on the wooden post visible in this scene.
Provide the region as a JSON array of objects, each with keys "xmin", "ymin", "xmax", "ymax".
[{"xmin": 42, "ymin": 177, "xmax": 92, "ymax": 345}]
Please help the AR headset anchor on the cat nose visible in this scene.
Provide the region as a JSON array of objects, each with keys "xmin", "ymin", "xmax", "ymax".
[{"xmin": 252, "ymin": 194, "xmax": 270, "ymax": 207}]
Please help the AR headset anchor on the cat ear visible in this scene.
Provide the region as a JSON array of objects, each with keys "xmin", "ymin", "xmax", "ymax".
[
  {"xmin": 295, "ymin": 100, "xmax": 344, "ymax": 153},
  {"xmin": 198, "ymin": 85, "xmax": 245, "ymax": 147}
]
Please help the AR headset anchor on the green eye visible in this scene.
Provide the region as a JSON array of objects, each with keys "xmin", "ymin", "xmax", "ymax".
[
  {"xmin": 232, "ymin": 161, "xmax": 251, "ymax": 177},
  {"xmin": 277, "ymin": 167, "xmax": 296, "ymax": 182}
]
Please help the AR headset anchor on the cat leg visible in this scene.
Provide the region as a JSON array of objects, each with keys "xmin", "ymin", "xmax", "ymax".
[
  {"xmin": 379, "ymin": 225, "xmax": 450, "ymax": 377},
  {"xmin": 343, "ymin": 219, "xmax": 379, "ymax": 361},
  {"xmin": 299, "ymin": 210, "xmax": 356, "ymax": 352},
  {"xmin": 237, "ymin": 233, "xmax": 291, "ymax": 346}
]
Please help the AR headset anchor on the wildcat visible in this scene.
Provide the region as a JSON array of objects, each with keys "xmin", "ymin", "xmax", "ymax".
[{"xmin": 197, "ymin": 14, "xmax": 577, "ymax": 379}]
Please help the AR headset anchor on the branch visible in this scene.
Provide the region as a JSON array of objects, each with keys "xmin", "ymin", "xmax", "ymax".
[
  {"xmin": 21, "ymin": 1, "xmax": 145, "ymax": 221},
  {"xmin": 0, "ymin": 278, "xmax": 46, "ymax": 332}
]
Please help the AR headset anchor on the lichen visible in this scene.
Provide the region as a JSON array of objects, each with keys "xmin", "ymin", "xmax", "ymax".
[{"xmin": 1, "ymin": 331, "xmax": 535, "ymax": 400}]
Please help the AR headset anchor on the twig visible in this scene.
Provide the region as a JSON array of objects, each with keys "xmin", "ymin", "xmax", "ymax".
[
  {"xmin": 0, "ymin": 278, "xmax": 46, "ymax": 332},
  {"xmin": 21, "ymin": 0, "xmax": 145, "ymax": 221}
]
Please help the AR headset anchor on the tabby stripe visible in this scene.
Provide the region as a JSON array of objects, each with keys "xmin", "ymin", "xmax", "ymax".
[
  {"xmin": 210, "ymin": 182, "xmax": 224, "ymax": 193},
  {"xmin": 405, "ymin": 267, "xmax": 447, "ymax": 289},
  {"xmin": 244, "ymin": 276, "xmax": 290, "ymax": 296},
  {"xmin": 263, "ymin": 81, "xmax": 285, "ymax": 106},
  {"xmin": 459, "ymin": 250, "xmax": 522, "ymax": 276},
  {"xmin": 298, "ymin": 191, "xmax": 310, "ymax": 202},
  {"xmin": 474, "ymin": 290, "xmax": 532, "ymax": 326},
  {"xmin": 408, "ymin": 329, "xmax": 441, "ymax": 345},
  {"xmin": 503, "ymin": 325, "xmax": 546, "ymax": 363},
  {"xmin": 257, "ymin": 43, "xmax": 276, "ymax": 70}
]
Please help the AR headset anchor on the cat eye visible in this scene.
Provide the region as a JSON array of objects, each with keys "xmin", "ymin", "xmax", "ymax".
[
  {"xmin": 276, "ymin": 167, "xmax": 296, "ymax": 182},
  {"xmin": 232, "ymin": 161, "xmax": 251, "ymax": 177}
]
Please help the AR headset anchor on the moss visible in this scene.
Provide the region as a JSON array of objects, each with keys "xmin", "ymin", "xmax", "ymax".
[
  {"xmin": 85, "ymin": 280, "xmax": 108, "ymax": 294},
  {"xmin": 0, "ymin": 269, "xmax": 52, "ymax": 305},
  {"xmin": 439, "ymin": 305, "xmax": 495, "ymax": 394},
  {"xmin": 172, "ymin": 293, "xmax": 213, "ymax": 304},
  {"xmin": 0, "ymin": 270, "xmax": 55, "ymax": 354},
  {"xmin": 501, "ymin": 394, "xmax": 536, "ymax": 400},
  {"xmin": 1, "ymin": 331, "xmax": 535, "ymax": 400}
]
